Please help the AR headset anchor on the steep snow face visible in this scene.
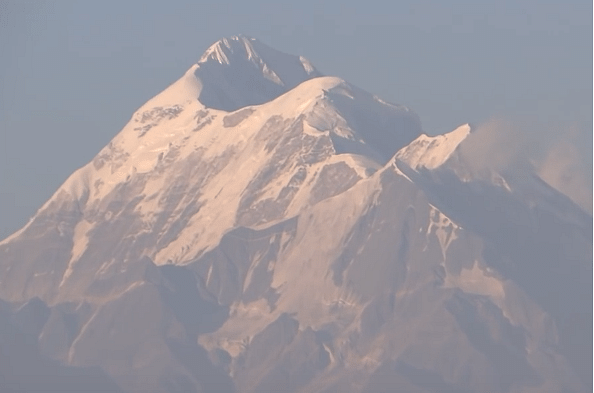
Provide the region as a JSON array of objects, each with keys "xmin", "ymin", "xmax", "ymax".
[{"xmin": 194, "ymin": 35, "xmax": 322, "ymax": 111}]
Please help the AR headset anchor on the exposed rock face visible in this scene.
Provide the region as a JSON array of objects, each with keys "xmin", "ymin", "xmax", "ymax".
[{"xmin": 0, "ymin": 36, "xmax": 590, "ymax": 393}]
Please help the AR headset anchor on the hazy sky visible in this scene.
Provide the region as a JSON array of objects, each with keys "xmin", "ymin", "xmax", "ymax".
[{"xmin": 0, "ymin": 0, "xmax": 591, "ymax": 240}]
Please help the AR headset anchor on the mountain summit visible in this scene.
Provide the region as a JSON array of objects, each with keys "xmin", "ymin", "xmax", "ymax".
[
  {"xmin": 136, "ymin": 35, "xmax": 322, "ymax": 114},
  {"xmin": 0, "ymin": 36, "xmax": 591, "ymax": 393},
  {"xmin": 193, "ymin": 35, "xmax": 322, "ymax": 111}
]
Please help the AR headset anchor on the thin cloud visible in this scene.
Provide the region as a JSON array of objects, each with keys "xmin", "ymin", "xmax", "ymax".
[
  {"xmin": 538, "ymin": 137, "xmax": 592, "ymax": 214},
  {"xmin": 459, "ymin": 118, "xmax": 592, "ymax": 214}
]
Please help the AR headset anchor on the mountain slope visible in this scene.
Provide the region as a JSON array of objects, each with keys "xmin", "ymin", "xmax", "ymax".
[
  {"xmin": 395, "ymin": 127, "xmax": 592, "ymax": 387},
  {"xmin": 0, "ymin": 36, "xmax": 590, "ymax": 393},
  {"xmin": 0, "ymin": 73, "xmax": 422, "ymax": 305}
]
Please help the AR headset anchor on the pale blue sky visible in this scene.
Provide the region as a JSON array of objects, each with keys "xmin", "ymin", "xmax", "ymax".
[{"xmin": 0, "ymin": 0, "xmax": 591, "ymax": 239}]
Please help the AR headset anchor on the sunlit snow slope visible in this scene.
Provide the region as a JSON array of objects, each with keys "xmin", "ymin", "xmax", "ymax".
[{"xmin": 0, "ymin": 36, "xmax": 591, "ymax": 393}]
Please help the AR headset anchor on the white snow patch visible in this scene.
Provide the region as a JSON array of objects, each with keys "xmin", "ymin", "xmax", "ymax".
[
  {"xmin": 59, "ymin": 219, "xmax": 94, "ymax": 288},
  {"xmin": 299, "ymin": 56, "xmax": 317, "ymax": 74},
  {"xmin": 425, "ymin": 206, "xmax": 458, "ymax": 261},
  {"xmin": 242, "ymin": 250, "xmax": 266, "ymax": 293}
]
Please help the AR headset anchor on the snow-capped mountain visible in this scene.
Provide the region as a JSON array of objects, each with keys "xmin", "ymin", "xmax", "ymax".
[{"xmin": 0, "ymin": 36, "xmax": 591, "ymax": 393}]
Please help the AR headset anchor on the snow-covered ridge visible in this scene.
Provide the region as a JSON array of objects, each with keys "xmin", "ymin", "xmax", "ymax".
[
  {"xmin": 199, "ymin": 36, "xmax": 248, "ymax": 65},
  {"xmin": 394, "ymin": 123, "xmax": 471, "ymax": 170},
  {"xmin": 394, "ymin": 123, "xmax": 591, "ymax": 228},
  {"xmin": 11, "ymin": 70, "xmax": 420, "ymax": 270},
  {"xmin": 198, "ymin": 35, "xmax": 319, "ymax": 80},
  {"xmin": 199, "ymin": 35, "xmax": 272, "ymax": 66}
]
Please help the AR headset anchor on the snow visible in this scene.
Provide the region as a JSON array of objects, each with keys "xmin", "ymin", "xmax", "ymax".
[
  {"xmin": 1, "ymin": 35, "xmax": 590, "ymax": 393},
  {"xmin": 300, "ymin": 56, "xmax": 317, "ymax": 74},
  {"xmin": 425, "ymin": 205, "xmax": 458, "ymax": 261},
  {"xmin": 200, "ymin": 39, "xmax": 232, "ymax": 65},
  {"xmin": 59, "ymin": 219, "xmax": 94, "ymax": 287},
  {"xmin": 193, "ymin": 35, "xmax": 322, "ymax": 111},
  {"xmin": 61, "ymin": 71, "xmax": 409, "ymax": 265},
  {"xmin": 395, "ymin": 123, "xmax": 471, "ymax": 170}
]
